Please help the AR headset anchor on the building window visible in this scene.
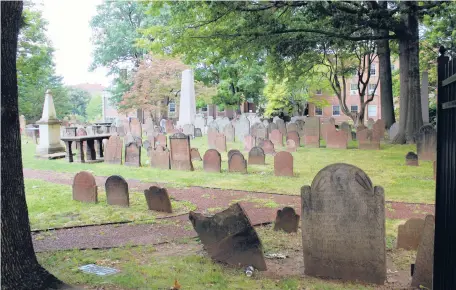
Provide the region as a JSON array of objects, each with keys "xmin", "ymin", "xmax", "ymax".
[
  {"xmin": 350, "ymin": 105, "xmax": 358, "ymax": 113},
  {"xmin": 201, "ymin": 106, "xmax": 207, "ymax": 112},
  {"xmin": 370, "ymin": 64, "xmax": 376, "ymax": 75},
  {"xmin": 350, "ymin": 83, "xmax": 358, "ymax": 95},
  {"xmin": 368, "ymin": 83, "xmax": 377, "ymax": 95},
  {"xmin": 368, "ymin": 105, "xmax": 377, "ymax": 117},
  {"xmin": 332, "ymin": 105, "xmax": 340, "ymax": 116},
  {"xmin": 169, "ymin": 101, "xmax": 176, "ymax": 113},
  {"xmin": 315, "ymin": 106, "xmax": 322, "ymax": 116},
  {"xmin": 315, "ymin": 89, "xmax": 322, "ymax": 95}
]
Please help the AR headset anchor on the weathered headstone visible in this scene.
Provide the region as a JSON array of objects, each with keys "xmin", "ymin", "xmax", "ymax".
[
  {"xmin": 129, "ymin": 118, "xmax": 142, "ymax": 139},
  {"xmin": 267, "ymin": 122, "xmax": 278, "ymax": 134},
  {"xmin": 357, "ymin": 128, "xmax": 380, "ymax": 150},
  {"xmin": 274, "ymin": 207, "xmax": 299, "ymax": 233},
  {"xmin": 182, "ymin": 124, "xmax": 195, "ymax": 137},
  {"xmin": 169, "ymin": 133, "xmax": 193, "ymax": 171},
  {"xmin": 274, "ymin": 151, "xmax": 293, "ymax": 177},
  {"xmin": 259, "ymin": 139, "xmax": 275, "ymax": 155},
  {"xmin": 286, "ymin": 131, "xmax": 300, "ymax": 148},
  {"xmin": 275, "ymin": 118, "xmax": 287, "ymax": 136},
  {"xmin": 124, "ymin": 141, "xmax": 141, "ymax": 167},
  {"xmin": 165, "ymin": 119, "xmax": 174, "ymax": 133},
  {"xmin": 189, "ymin": 203, "xmax": 267, "ymax": 270},
  {"xmin": 228, "ymin": 152, "xmax": 247, "ymax": 173},
  {"xmin": 194, "ymin": 128, "xmax": 202, "ymax": 137},
  {"xmin": 143, "ymin": 140, "xmax": 152, "ymax": 156},
  {"xmin": 415, "ymin": 125, "xmax": 436, "ymax": 161},
  {"xmin": 122, "ymin": 119, "xmax": 130, "ymax": 136},
  {"xmin": 248, "ymin": 147, "xmax": 265, "ymax": 165},
  {"xmin": 150, "ymin": 146, "xmax": 170, "ymax": 170},
  {"xmin": 301, "ymin": 163, "xmax": 386, "ymax": 284},
  {"xmin": 104, "ymin": 136, "xmax": 122, "ymax": 164},
  {"xmin": 190, "ymin": 148, "xmax": 202, "ymax": 161},
  {"xmin": 243, "ymin": 135, "xmax": 255, "ymax": 151},
  {"xmin": 373, "ymin": 119, "xmax": 385, "ymax": 140},
  {"xmin": 405, "ymin": 152, "xmax": 419, "ymax": 166},
  {"xmin": 207, "ymin": 127, "xmax": 218, "ymax": 149},
  {"xmin": 195, "ymin": 115, "xmax": 206, "ymax": 132},
  {"xmin": 367, "ymin": 118, "xmax": 375, "ymax": 129},
  {"xmin": 296, "ymin": 119, "xmax": 305, "ymax": 133},
  {"xmin": 269, "ymin": 129, "xmax": 283, "ymax": 147},
  {"xmin": 326, "ymin": 125, "xmax": 348, "ymax": 149},
  {"xmin": 320, "ymin": 121, "xmax": 331, "ymax": 141},
  {"xmin": 397, "ymin": 218, "xmax": 425, "ymax": 250},
  {"xmin": 287, "ymin": 122, "xmax": 298, "ymax": 133},
  {"xmin": 105, "ymin": 175, "xmax": 129, "ymax": 207},
  {"xmin": 223, "ymin": 124, "xmax": 235, "ymax": 142},
  {"xmin": 235, "ymin": 115, "xmax": 250, "ymax": 141},
  {"xmin": 340, "ymin": 122, "xmax": 352, "ymax": 141},
  {"xmin": 251, "ymin": 122, "xmax": 267, "ymax": 141},
  {"xmin": 72, "ymin": 171, "xmax": 97, "ymax": 203},
  {"xmin": 203, "ymin": 149, "xmax": 221, "ymax": 173},
  {"xmin": 228, "ymin": 149, "xmax": 241, "ymax": 160},
  {"xmin": 303, "ymin": 117, "xmax": 320, "ymax": 148},
  {"xmin": 155, "ymin": 133, "xmax": 167, "ymax": 148},
  {"xmin": 286, "ymin": 139, "xmax": 297, "ymax": 152},
  {"xmin": 215, "ymin": 133, "xmax": 227, "ymax": 152},
  {"xmin": 144, "ymin": 186, "xmax": 172, "ymax": 213},
  {"xmin": 411, "ymin": 215, "xmax": 435, "ymax": 289},
  {"xmin": 388, "ymin": 122, "xmax": 399, "ymax": 140}
]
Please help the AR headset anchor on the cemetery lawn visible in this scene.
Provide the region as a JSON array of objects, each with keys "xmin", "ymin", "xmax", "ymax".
[
  {"xmin": 22, "ymin": 137, "xmax": 435, "ymax": 204},
  {"xmin": 26, "ymin": 179, "xmax": 196, "ymax": 230}
]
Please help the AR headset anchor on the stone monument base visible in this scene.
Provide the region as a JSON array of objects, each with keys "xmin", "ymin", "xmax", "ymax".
[{"xmin": 35, "ymin": 144, "xmax": 65, "ymax": 155}]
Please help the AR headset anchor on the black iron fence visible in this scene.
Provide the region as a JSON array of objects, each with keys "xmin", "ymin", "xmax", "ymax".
[{"xmin": 434, "ymin": 47, "xmax": 456, "ymax": 289}]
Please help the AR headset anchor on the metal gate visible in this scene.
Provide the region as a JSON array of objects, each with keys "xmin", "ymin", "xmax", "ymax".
[{"xmin": 434, "ymin": 46, "xmax": 456, "ymax": 289}]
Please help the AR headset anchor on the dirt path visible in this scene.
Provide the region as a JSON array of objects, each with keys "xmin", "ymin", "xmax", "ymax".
[{"xmin": 26, "ymin": 168, "xmax": 435, "ymax": 252}]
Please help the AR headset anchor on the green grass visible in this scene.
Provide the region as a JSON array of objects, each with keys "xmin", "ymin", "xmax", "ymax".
[
  {"xmin": 25, "ymin": 179, "xmax": 196, "ymax": 230},
  {"xmin": 22, "ymin": 135, "xmax": 435, "ymax": 203}
]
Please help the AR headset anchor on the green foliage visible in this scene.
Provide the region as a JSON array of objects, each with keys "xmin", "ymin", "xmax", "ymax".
[
  {"xmin": 67, "ymin": 88, "xmax": 91, "ymax": 118},
  {"xmin": 86, "ymin": 95, "xmax": 102, "ymax": 122}
]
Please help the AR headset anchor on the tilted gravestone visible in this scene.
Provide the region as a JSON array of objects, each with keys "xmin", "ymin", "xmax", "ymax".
[
  {"xmin": 169, "ymin": 133, "xmax": 193, "ymax": 171},
  {"xmin": 248, "ymin": 147, "xmax": 265, "ymax": 165},
  {"xmin": 235, "ymin": 115, "xmax": 250, "ymax": 141},
  {"xmin": 259, "ymin": 139, "xmax": 275, "ymax": 155},
  {"xmin": 303, "ymin": 117, "xmax": 320, "ymax": 147},
  {"xmin": 144, "ymin": 186, "xmax": 172, "ymax": 213},
  {"xmin": 286, "ymin": 139, "xmax": 297, "ymax": 152},
  {"xmin": 243, "ymin": 135, "xmax": 255, "ymax": 151},
  {"xmin": 405, "ymin": 152, "xmax": 419, "ymax": 166},
  {"xmin": 104, "ymin": 136, "xmax": 122, "ymax": 165},
  {"xmin": 224, "ymin": 123, "xmax": 235, "ymax": 142},
  {"xmin": 274, "ymin": 151, "xmax": 293, "ymax": 177},
  {"xmin": 203, "ymin": 149, "xmax": 221, "ymax": 173},
  {"xmin": 415, "ymin": 125, "xmax": 436, "ymax": 161},
  {"xmin": 215, "ymin": 133, "xmax": 227, "ymax": 152},
  {"xmin": 190, "ymin": 148, "xmax": 202, "ymax": 161},
  {"xmin": 124, "ymin": 141, "xmax": 141, "ymax": 167},
  {"xmin": 207, "ymin": 127, "xmax": 218, "ymax": 149},
  {"xmin": 194, "ymin": 128, "xmax": 203, "ymax": 137},
  {"xmin": 274, "ymin": 207, "xmax": 299, "ymax": 233},
  {"xmin": 228, "ymin": 152, "xmax": 247, "ymax": 173},
  {"xmin": 189, "ymin": 203, "xmax": 267, "ymax": 270},
  {"xmin": 326, "ymin": 125, "xmax": 348, "ymax": 149},
  {"xmin": 105, "ymin": 175, "xmax": 129, "ymax": 207},
  {"xmin": 411, "ymin": 215, "xmax": 435, "ymax": 289},
  {"xmin": 357, "ymin": 128, "xmax": 380, "ymax": 150},
  {"xmin": 150, "ymin": 145, "xmax": 170, "ymax": 170},
  {"xmin": 228, "ymin": 149, "xmax": 241, "ymax": 160},
  {"xmin": 301, "ymin": 163, "xmax": 386, "ymax": 284},
  {"xmin": 129, "ymin": 118, "xmax": 142, "ymax": 139},
  {"xmin": 397, "ymin": 218, "xmax": 425, "ymax": 250},
  {"xmin": 72, "ymin": 171, "xmax": 97, "ymax": 203},
  {"xmin": 286, "ymin": 131, "xmax": 300, "ymax": 148},
  {"xmin": 269, "ymin": 129, "xmax": 283, "ymax": 147}
]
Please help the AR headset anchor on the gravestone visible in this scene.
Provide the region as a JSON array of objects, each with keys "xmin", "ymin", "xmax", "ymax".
[
  {"xmin": 223, "ymin": 124, "xmax": 235, "ymax": 142},
  {"xmin": 189, "ymin": 203, "xmax": 267, "ymax": 270},
  {"xmin": 203, "ymin": 149, "xmax": 221, "ymax": 173},
  {"xmin": 267, "ymin": 122, "xmax": 278, "ymax": 134},
  {"xmin": 274, "ymin": 207, "xmax": 299, "ymax": 233},
  {"xmin": 388, "ymin": 122, "xmax": 399, "ymax": 140},
  {"xmin": 216, "ymin": 117, "xmax": 230, "ymax": 132},
  {"xmin": 143, "ymin": 140, "xmax": 152, "ymax": 157},
  {"xmin": 296, "ymin": 120, "xmax": 305, "ymax": 132},
  {"xmin": 165, "ymin": 119, "xmax": 174, "ymax": 133},
  {"xmin": 208, "ymin": 120, "xmax": 219, "ymax": 131},
  {"xmin": 228, "ymin": 149, "xmax": 241, "ymax": 160},
  {"xmin": 155, "ymin": 134, "xmax": 167, "ymax": 148},
  {"xmin": 286, "ymin": 132, "xmax": 300, "ymax": 148},
  {"xmin": 286, "ymin": 139, "xmax": 297, "ymax": 152},
  {"xmin": 145, "ymin": 118, "xmax": 154, "ymax": 135},
  {"xmin": 262, "ymin": 119, "xmax": 270, "ymax": 128},
  {"xmin": 150, "ymin": 146, "xmax": 170, "ymax": 170},
  {"xmin": 274, "ymin": 151, "xmax": 293, "ymax": 177},
  {"xmin": 251, "ymin": 122, "xmax": 267, "ymax": 140},
  {"xmin": 287, "ymin": 122, "xmax": 298, "ymax": 133},
  {"xmin": 411, "ymin": 215, "xmax": 435, "ymax": 289},
  {"xmin": 243, "ymin": 135, "xmax": 255, "ymax": 151},
  {"xmin": 124, "ymin": 141, "xmax": 141, "ymax": 167},
  {"xmin": 144, "ymin": 186, "xmax": 172, "ymax": 213},
  {"xmin": 320, "ymin": 121, "xmax": 331, "ymax": 141},
  {"xmin": 326, "ymin": 125, "xmax": 348, "ymax": 149},
  {"xmin": 228, "ymin": 152, "xmax": 247, "ymax": 173},
  {"xmin": 270, "ymin": 129, "xmax": 283, "ymax": 147},
  {"xmin": 190, "ymin": 148, "xmax": 202, "ymax": 161},
  {"xmin": 169, "ymin": 133, "xmax": 193, "ymax": 171},
  {"xmin": 122, "ymin": 119, "xmax": 130, "ymax": 135},
  {"xmin": 259, "ymin": 139, "xmax": 275, "ymax": 155},
  {"xmin": 373, "ymin": 119, "xmax": 385, "ymax": 140},
  {"xmin": 397, "ymin": 218, "xmax": 425, "ymax": 250},
  {"xmin": 130, "ymin": 118, "xmax": 142, "ymax": 139},
  {"xmin": 195, "ymin": 115, "xmax": 206, "ymax": 131},
  {"xmin": 405, "ymin": 152, "xmax": 419, "ymax": 166},
  {"xmin": 105, "ymin": 175, "xmax": 129, "ymax": 207},
  {"xmin": 367, "ymin": 118, "xmax": 375, "ymax": 129},
  {"xmin": 275, "ymin": 118, "xmax": 287, "ymax": 136},
  {"xmin": 415, "ymin": 125, "xmax": 436, "ymax": 161},
  {"xmin": 301, "ymin": 163, "xmax": 386, "ymax": 284},
  {"xmin": 72, "ymin": 171, "xmax": 97, "ymax": 203},
  {"xmin": 194, "ymin": 128, "xmax": 202, "ymax": 137},
  {"xmin": 248, "ymin": 147, "xmax": 265, "ymax": 165},
  {"xmin": 357, "ymin": 128, "xmax": 380, "ymax": 150},
  {"xmin": 340, "ymin": 122, "xmax": 352, "ymax": 141},
  {"xmin": 215, "ymin": 133, "xmax": 227, "ymax": 152},
  {"xmin": 303, "ymin": 117, "xmax": 320, "ymax": 148},
  {"xmin": 104, "ymin": 136, "xmax": 123, "ymax": 164},
  {"xmin": 207, "ymin": 127, "xmax": 218, "ymax": 149},
  {"xmin": 182, "ymin": 124, "xmax": 195, "ymax": 137},
  {"xmin": 235, "ymin": 115, "xmax": 250, "ymax": 141}
]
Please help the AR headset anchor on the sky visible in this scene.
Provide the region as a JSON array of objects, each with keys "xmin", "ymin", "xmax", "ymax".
[{"xmin": 41, "ymin": 0, "xmax": 111, "ymax": 87}]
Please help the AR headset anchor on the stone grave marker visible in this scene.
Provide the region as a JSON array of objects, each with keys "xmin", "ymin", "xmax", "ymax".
[
  {"xmin": 340, "ymin": 122, "xmax": 352, "ymax": 141},
  {"xmin": 274, "ymin": 151, "xmax": 293, "ymax": 177},
  {"xmin": 165, "ymin": 119, "xmax": 174, "ymax": 133},
  {"xmin": 143, "ymin": 140, "xmax": 152, "ymax": 157},
  {"xmin": 203, "ymin": 149, "xmax": 221, "ymax": 173},
  {"xmin": 411, "ymin": 215, "xmax": 435, "ymax": 289},
  {"xmin": 194, "ymin": 115, "xmax": 206, "ymax": 131},
  {"xmin": 144, "ymin": 186, "xmax": 172, "ymax": 213},
  {"xmin": 217, "ymin": 117, "xmax": 230, "ymax": 132},
  {"xmin": 406, "ymin": 152, "xmax": 419, "ymax": 166},
  {"xmin": 19, "ymin": 115, "xmax": 26, "ymax": 134},
  {"xmin": 105, "ymin": 175, "xmax": 129, "ymax": 207},
  {"xmin": 286, "ymin": 139, "xmax": 297, "ymax": 152},
  {"xmin": 124, "ymin": 141, "xmax": 141, "ymax": 167},
  {"xmin": 235, "ymin": 115, "xmax": 250, "ymax": 141},
  {"xmin": 104, "ymin": 136, "xmax": 122, "ymax": 165},
  {"xmin": 251, "ymin": 122, "xmax": 267, "ymax": 141},
  {"xmin": 267, "ymin": 122, "xmax": 278, "ymax": 134},
  {"xmin": 248, "ymin": 147, "xmax": 265, "ymax": 165},
  {"xmin": 303, "ymin": 117, "xmax": 320, "ymax": 147},
  {"xmin": 155, "ymin": 133, "xmax": 167, "ymax": 148},
  {"xmin": 274, "ymin": 207, "xmax": 299, "ymax": 233},
  {"xmin": 182, "ymin": 124, "xmax": 195, "ymax": 137},
  {"xmin": 287, "ymin": 122, "xmax": 298, "ymax": 133},
  {"xmin": 270, "ymin": 129, "xmax": 283, "ymax": 147},
  {"xmin": 259, "ymin": 139, "xmax": 275, "ymax": 155},
  {"xmin": 169, "ymin": 133, "xmax": 193, "ymax": 171},
  {"xmin": 416, "ymin": 125, "xmax": 436, "ymax": 161},
  {"xmin": 215, "ymin": 133, "xmax": 227, "ymax": 152},
  {"xmin": 326, "ymin": 125, "xmax": 348, "ymax": 149},
  {"xmin": 228, "ymin": 149, "xmax": 240, "ymax": 160},
  {"xmin": 190, "ymin": 148, "xmax": 202, "ymax": 161},
  {"xmin": 150, "ymin": 145, "xmax": 170, "ymax": 170},
  {"xmin": 208, "ymin": 120, "xmax": 219, "ymax": 131},
  {"xmin": 286, "ymin": 131, "xmax": 300, "ymax": 148},
  {"xmin": 301, "ymin": 163, "xmax": 386, "ymax": 284},
  {"xmin": 130, "ymin": 118, "xmax": 142, "ymax": 139},
  {"xmin": 367, "ymin": 118, "xmax": 375, "ymax": 129},
  {"xmin": 275, "ymin": 118, "xmax": 287, "ymax": 136},
  {"xmin": 388, "ymin": 122, "xmax": 399, "ymax": 140},
  {"xmin": 320, "ymin": 121, "xmax": 331, "ymax": 141},
  {"xmin": 194, "ymin": 128, "xmax": 202, "ymax": 137},
  {"xmin": 223, "ymin": 124, "xmax": 235, "ymax": 142},
  {"xmin": 145, "ymin": 118, "xmax": 154, "ymax": 135},
  {"xmin": 72, "ymin": 171, "xmax": 97, "ymax": 203},
  {"xmin": 122, "ymin": 119, "xmax": 130, "ymax": 135},
  {"xmin": 228, "ymin": 152, "xmax": 247, "ymax": 173},
  {"xmin": 243, "ymin": 135, "xmax": 255, "ymax": 151},
  {"xmin": 373, "ymin": 119, "xmax": 385, "ymax": 140},
  {"xmin": 296, "ymin": 120, "xmax": 305, "ymax": 132},
  {"xmin": 207, "ymin": 127, "xmax": 218, "ymax": 149},
  {"xmin": 357, "ymin": 128, "xmax": 380, "ymax": 150},
  {"xmin": 262, "ymin": 119, "xmax": 269, "ymax": 128},
  {"xmin": 397, "ymin": 218, "xmax": 425, "ymax": 250}
]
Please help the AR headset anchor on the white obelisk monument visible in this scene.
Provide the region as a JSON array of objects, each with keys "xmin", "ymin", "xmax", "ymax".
[
  {"xmin": 177, "ymin": 69, "xmax": 196, "ymax": 126},
  {"xmin": 36, "ymin": 89, "xmax": 65, "ymax": 155}
]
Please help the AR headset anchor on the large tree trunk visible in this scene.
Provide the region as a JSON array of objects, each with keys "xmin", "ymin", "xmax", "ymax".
[
  {"xmin": 1, "ymin": 2, "xmax": 66, "ymax": 289},
  {"xmin": 377, "ymin": 37, "xmax": 395, "ymax": 129}
]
